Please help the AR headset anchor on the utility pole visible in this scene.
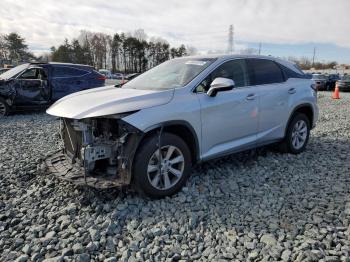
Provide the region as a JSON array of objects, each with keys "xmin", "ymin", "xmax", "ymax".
[
  {"xmin": 258, "ymin": 42, "xmax": 262, "ymax": 55},
  {"xmin": 312, "ymin": 47, "xmax": 316, "ymax": 67},
  {"xmin": 227, "ymin": 25, "xmax": 234, "ymax": 54}
]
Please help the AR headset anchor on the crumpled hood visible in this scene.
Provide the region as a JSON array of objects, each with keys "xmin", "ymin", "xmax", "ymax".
[{"xmin": 46, "ymin": 86, "xmax": 174, "ymax": 119}]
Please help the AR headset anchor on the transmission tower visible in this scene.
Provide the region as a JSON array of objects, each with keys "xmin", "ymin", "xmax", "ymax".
[
  {"xmin": 312, "ymin": 47, "xmax": 316, "ymax": 67},
  {"xmin": 258, "ymin": 42, "xmax": 262, "ymax": 55},
  {"xmin": 227, "ymin": 25, "xmax": 234, "ymax": 54}
]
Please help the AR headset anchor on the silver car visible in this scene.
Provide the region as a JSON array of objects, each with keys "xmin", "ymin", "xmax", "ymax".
[{"xmin": 45, "ymin": 55, "xmax": 318, "ymax": 198}]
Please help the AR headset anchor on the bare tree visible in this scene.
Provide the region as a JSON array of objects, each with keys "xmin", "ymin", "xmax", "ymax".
[
  {"xmin": 186, "ymin": 45, "xmax": 197, "ymax": 56},
  {"xmin": 133, "ymin": 29, "xmax": 148, "ymax": 41},
  {"xmin": 51, "ymin": 29, "xmax": 188, "ymax": 73},
  {"xmin": 0, "ymin": 34, "xmax": 8, "ymax": 62}
]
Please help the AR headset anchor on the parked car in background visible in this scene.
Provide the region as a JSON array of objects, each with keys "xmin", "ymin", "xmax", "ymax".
[
  {"xmin": 311, "ymin": 74, "xmax": 327, "ymax": 91},
  {"xmin": 110, "ymin": 73, "xmax": 140, "ymax": 87},
  {"xmin": 45, "ymin": 55, "xmax": 318, "ymax": 198},
  {"xmin": 125, "ymin": 73, "xmax": 140, "ymax": 81},
  {"xmin": 98, "ymin": 69, "xmax": 112, "ymax": 79},
  {"xmin": 0, "ymin": 62, "xmax": 105, "ymax": 116},
  {"xmin": 111, "ymin": 73, "xmax": 124, "ymax": 79},
  {"xmin": 0, "ymin": 68, "xmax": 10, "ymax": 75},
  {"xmin": 337, "ymin": 74, "xmax": 350, "ymax": 91},
  {"xmin": 325, "ymin": 74, "xmax": 340, "ymax": 90},
  {"xmin": 304, "ymin": 73, "xmax": 313, "ymax": 79}
]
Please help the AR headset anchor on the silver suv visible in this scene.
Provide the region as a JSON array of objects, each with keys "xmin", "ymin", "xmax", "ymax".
[{"xmin": 45, "ymin": 55, "xmax": 318, "ymax": 198}]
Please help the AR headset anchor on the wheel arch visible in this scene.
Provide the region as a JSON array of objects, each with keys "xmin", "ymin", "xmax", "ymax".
[
  {"xmin": 0, "ymin": 95, "xmax": 12, "ymax": 115},
  {"xmin": 139, "ymin": 120, "xmax": 200, "ymax": 165},
  {"xmin": 285, "ymin": 103, "xmax": 314, "ymax": 136}
]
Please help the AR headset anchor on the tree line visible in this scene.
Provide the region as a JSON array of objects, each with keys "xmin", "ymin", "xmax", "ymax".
[
  {"xmin": 0, "ymin": 33, "xmax": 34, "ymax": 65},
  {"xmin": 1, "ymin": 31, "xmax": 346, "ymax": 72},
  {"xmin": 51, "ymin": 29, "xmax": 189, "ymax": 73},
  {"xmin": 285, "ymin": 56, "xmax": 338, "ymax": 70}
]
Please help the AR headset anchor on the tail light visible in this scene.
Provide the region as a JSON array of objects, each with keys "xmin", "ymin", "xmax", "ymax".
[{"xmin": 97, "ymin": 75, "xmax": 106, "ymax": 80}]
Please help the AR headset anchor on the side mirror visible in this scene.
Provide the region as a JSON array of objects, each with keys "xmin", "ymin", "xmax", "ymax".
[{"xmin": 207, "ymin": 77, "xmax": 235, "ymax": 97}]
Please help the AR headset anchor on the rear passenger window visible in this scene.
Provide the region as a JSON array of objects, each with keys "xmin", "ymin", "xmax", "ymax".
[
  {"xmin": 52, "ymin": 66, "xmax": 89, "ymax": 77},
  {"xmin": 249, "ymin": 59, "xmax": 284, "ymax": 85}
]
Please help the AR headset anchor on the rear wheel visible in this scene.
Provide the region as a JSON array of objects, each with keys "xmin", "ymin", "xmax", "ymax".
[
  {"xmin": 133, "ymin": 132, "xmax": 191, "ymax": 198},
  {"xmin": 279, "ymin": 113, "xmax": 310, "ymax": 154},
  {"xmin": 0, "ymin": 98, "xmax": 9, "ymax": 117}
]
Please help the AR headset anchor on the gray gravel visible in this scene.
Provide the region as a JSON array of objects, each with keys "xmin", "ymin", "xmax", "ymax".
[{"xmin": 1, "ymin": 92, "xmax": 350, "ymax": 261}]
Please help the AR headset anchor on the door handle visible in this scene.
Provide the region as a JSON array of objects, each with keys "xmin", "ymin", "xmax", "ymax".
[
  {"xmin": 246, "ymin": 94, "xmax": 256, "ymax": 100},
  {"xmin": 288, "ymin": 88, "xmax": 296, "ymax": 94}
]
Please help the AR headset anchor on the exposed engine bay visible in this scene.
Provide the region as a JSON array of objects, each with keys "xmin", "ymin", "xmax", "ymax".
[{"xmin": 44, "ymin": 114, "xmax": 143, "ymax": 188}]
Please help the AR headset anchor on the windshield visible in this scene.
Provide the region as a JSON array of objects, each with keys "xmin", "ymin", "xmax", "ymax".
[
  {"xmin": 123, "ymin": 57, "xmax": 216, "ymax": 90},
  {"xmin": 312, "ymin": 74, "xmax": 326, "ymax": 80},
  {"xmin": 0, "ymin": 63, "xmax": 29, "ymax": 79}
]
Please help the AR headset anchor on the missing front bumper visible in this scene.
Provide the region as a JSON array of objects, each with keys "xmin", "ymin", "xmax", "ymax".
[{"xmin": 43, "ymin": 150, "xmax": 127, "ymax": 189}]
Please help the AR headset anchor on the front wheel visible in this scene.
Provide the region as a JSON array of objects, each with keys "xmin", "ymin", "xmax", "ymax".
[
  {"xmin": 0, "ymin": 97, "xmax": 10, "ymax": 117},
  {"xmin": 133, "ymin": 132, "xmax": 191, "ymax": 198},
  {"xmin": 279, "ymin": 113, "xmax": 310, "ymax": 154}
]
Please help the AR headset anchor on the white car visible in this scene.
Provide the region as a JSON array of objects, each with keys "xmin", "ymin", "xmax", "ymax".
[{"xmin": 45, "ymin": 55, "xmax": 318, "ymax": 198}]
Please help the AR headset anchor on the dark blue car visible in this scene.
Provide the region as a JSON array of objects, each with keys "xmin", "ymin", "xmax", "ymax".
[{"xmin": 0, "ymin": 62, "xmax": 105, "ymax": 116}]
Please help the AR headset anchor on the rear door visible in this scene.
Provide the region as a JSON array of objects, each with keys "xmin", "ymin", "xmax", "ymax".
[
  {"xmin": 196, "ymin": 59, "xmax": 259, "ymax": 159},
  {"xmin": 50, "ymin": 66, "xmax": 91, "ymax": 101},
  {"xmin": 247, "ymin": 59, "xmax": 290, "ymax": 143}
]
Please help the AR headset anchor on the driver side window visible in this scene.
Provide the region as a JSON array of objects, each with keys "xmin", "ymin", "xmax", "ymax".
[
  {"xmin": 18, "ymin": 68, "xmax": 47, "ymax": 80},
  {"xmin": 19, "ymin": 68, "xmax": 37, "ymax": 80},
  {"xmin": 196, "ymin": 59, "xmax": 250, "ymax": 92}
]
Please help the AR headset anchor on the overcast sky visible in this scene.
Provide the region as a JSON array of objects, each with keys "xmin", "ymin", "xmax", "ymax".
[{"xmin": 1, "ymin": 0, "xmax": 350, "ymax": 62}]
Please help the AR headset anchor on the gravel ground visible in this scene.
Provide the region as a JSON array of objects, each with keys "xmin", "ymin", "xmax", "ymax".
[{"xmin": 1, "ymin": 92, "xmax": 350, "ymax": 262}]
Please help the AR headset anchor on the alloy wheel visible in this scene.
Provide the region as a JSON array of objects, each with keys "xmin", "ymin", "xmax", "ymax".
[
  {"xmin": 147, "ymin": 145, "xmax": 185, "ymax": 190},
  {"xmin": 291, "ymin": 120, "xmax": 308, "ymax": 150}
]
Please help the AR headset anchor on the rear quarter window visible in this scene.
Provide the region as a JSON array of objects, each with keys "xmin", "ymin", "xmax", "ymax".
[
  {"xmin": 280, "ymin": 64, "xmax": 306, "ymax": 79},
  {"xmin": 52, "ymin": 66, "xmax": 89, "ymax": 78},
  {"xmin": 248, "ymin": 59, "xmax": 284, "ymax": 85}
]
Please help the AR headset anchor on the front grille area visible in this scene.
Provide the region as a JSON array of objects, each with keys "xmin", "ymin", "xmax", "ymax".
[{"xmin": 61, "ymin": 118, "xmax": 83, "ymax": 159}]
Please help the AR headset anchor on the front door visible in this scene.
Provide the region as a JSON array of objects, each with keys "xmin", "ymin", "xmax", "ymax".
[
  {"xmin": 196, "ymin": 59, "xmax": 259, "ymax": 160},
  {"xmin": 15, "ymin": 67, "xmax": 50, "ymax": 105}
]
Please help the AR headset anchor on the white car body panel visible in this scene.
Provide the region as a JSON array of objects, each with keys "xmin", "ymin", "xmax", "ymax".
[
  {"xmin": 197, "ymin": 86, "xmax": 259, "ymax": 159},
  {"xmin": 46, "ymin": 86, "xmax": 173, "ymax": 119},
  {"xmin": 256, "ymin": 77, "xmax": 318, "ymax": 144},
  {"xmin": 123, "ymin": 87, "xmax": 203, "ymax": 150}
]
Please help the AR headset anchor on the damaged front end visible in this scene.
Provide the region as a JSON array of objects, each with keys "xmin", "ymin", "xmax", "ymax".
[{"xmin": 44, "ymin": 113, "xmax": 143, "ymax": 188}]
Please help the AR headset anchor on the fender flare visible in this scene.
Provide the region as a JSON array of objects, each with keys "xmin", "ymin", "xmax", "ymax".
[
  {"xmin": 284, "ymin": 103, "xmax": 314, "ymax": 137},
  {"xmin": 142, "ymin": 120, "xmax": 200, "ymax": 163}
]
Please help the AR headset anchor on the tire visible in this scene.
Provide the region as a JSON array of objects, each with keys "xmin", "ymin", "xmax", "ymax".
[
  {"xmin": 0, "ymin": 97, "xmax": 9, "ymax": 117},
  {"xmin": 279, "ymin": 113, "xmax": 310, "ymax": 154},
  {"xmin": 133, "ymin": 132, "xmax": 192, "ymax": 198}
]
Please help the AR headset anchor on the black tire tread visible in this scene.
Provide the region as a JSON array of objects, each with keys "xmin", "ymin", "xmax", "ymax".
[
  {"xmin": 278, "ymin": 113, "xmax": 310, "ymax": 154},
  {"xmin": 0, "ymin": 97, "xmax": 9, "ymax": 117}
]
